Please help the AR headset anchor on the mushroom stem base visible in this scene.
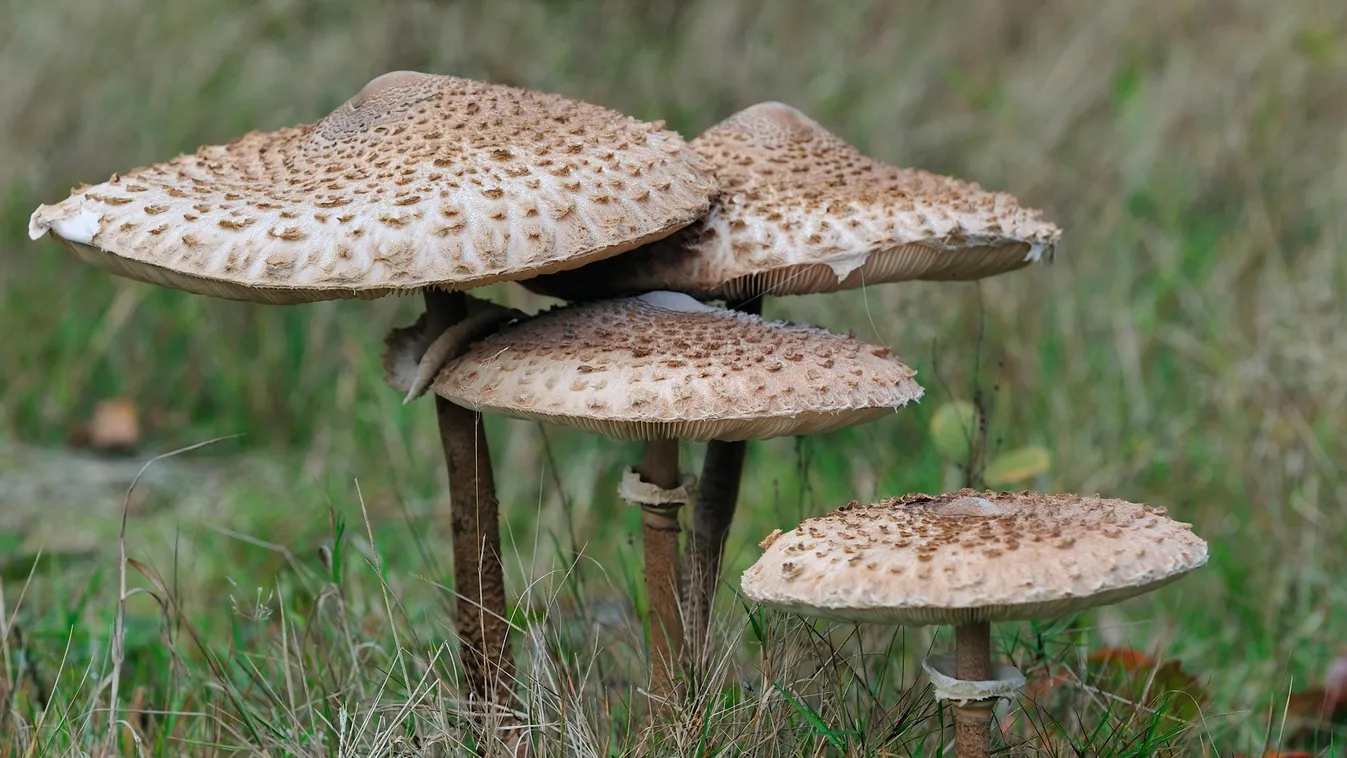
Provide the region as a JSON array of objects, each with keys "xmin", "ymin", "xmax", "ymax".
[
  {"xmin": 425, "ymin": 288, "xmax": 512, "ymax": 705},
  {"xmin": 641, "ymin": 504, "xmax": 684, "ymax": 687},
  {"xmin": 952, "ymin": 700, "xmax": 995, "ymax": 758},
  {"xmin": 635, "ymin": 439, "xmax": 684, "ymax": 690}
]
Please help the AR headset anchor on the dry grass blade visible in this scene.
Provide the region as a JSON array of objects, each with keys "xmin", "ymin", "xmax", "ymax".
[{"xmin": 105, "ymin": 435, "xmax": 242, "ymax": 753}]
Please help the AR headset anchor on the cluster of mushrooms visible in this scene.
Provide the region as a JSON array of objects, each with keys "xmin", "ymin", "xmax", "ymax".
[{"xmin": 28, "ymin": 70, "xmax": 1207, "ymax": 756}]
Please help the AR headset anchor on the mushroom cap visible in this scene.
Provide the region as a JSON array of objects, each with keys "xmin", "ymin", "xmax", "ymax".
[
  {"xmin": 740, "ymin": 489, "xmax": 1207, "ymax": 626},
  {"xmin": 382, "ymin": 291, "xmax": 923, "ymax": 440},
  {"xmin": 27, "ymin": 71, "xmax": 715, "ymax": 304},
  {"xmin": 526, "ymin": 101, "xmax": 1061, "ymax": 301}
]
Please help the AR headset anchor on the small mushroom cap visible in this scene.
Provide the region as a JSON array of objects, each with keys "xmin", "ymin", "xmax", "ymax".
[
  {"xmin": 527, "ymin": 101, "xmax": 1061, "ymax": 301},
  {"xmin": 383, "ymin": 290, "xmax": 923, "ymax": 440},
  {"xmin": 28, "ymin": 71, "xmax": 715, "ymax": 304},
  {"xmin": 740, "ymin": 489, "xmax": 1207, "ymax": 626}
]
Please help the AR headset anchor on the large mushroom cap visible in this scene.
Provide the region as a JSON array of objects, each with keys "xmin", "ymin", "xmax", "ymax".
[
  {"xmin": 528, "ymin": 101, "xmax": 1061, "ymax": 301},
  {"xmin": 741, "ymin": 489, "xmax": 1207, "ymax": 626},
  {"xmin": 28, "ymin": 71, "xmax": 715, "ymax": 304},
  {"xmin": 383, "ymin": 291, "xmax": 923, "ymax": 440}
]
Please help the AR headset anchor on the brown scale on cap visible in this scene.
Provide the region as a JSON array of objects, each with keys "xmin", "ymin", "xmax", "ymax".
[
  {"xmin": 741, "ymin": 488, "xmax": 1208, "ymax": 626},
  {"xmin": 28, "ymin": 71, "xmax": 716, "ymax": 304},
  {"xmin": 527, "ymin": 101, "xmax": 1061, "ymax": 301},
  {"xmin": 382, "ymin": 291, "xmax": 923, "ymax": 441}
]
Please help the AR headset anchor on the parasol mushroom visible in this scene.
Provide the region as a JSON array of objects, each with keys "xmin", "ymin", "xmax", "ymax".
[
  {"xmin": 741, "ymin": 489, "xmax": 1208, "ymax": 758},
  {"xmin": 384, "ymin": 290, "xmax": 924, "ymax": 686},
  {"xmin": 529, "ymin": 101, "xmax": 1063, "ymax": 649},
  {"xmin": 27, "ymin": 69, "xmax": 716, "ymax": 704}
]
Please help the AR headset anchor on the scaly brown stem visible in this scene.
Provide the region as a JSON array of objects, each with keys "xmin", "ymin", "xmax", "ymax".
[
  {"xmin": 685, "ymin": 296, "xmax": 762, "ymax": 658},
  {"xmin": 953, "ymin": 700, "xmax": 994, "ymax": 758},
  {"xmin": 953, "ymin": 621, "xmax": 994, "ymax": 758},
  {"xmin": 424, "ymin": 288, "xmax": 512, "ymax": 705},
  {"xmin": 637, "ymin": 437, "xmax": 683, "ymax": 688},
  {"xmin": 684, "ymin": 435, "xmax": 746, "ymax": 659},
  {"xmin": 955, "ymin": 621, "xmax": 992, "ymax": 681}
]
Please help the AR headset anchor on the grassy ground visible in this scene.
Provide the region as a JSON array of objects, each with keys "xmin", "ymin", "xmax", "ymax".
[{"xmin": 3, "ymin": 0, "xmax": 1346, "ymax": 754}]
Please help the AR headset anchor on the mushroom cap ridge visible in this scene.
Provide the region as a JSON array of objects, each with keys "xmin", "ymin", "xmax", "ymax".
[
  {"xmin": 29, "ymin": 70, "xmax": 716, "ymax": 304},
  {"xmin": 526, "ymin": 100, "xmax": 1061, "ymax": 301}
]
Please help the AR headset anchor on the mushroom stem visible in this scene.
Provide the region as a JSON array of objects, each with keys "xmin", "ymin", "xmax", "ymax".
[
  {"xmin": 952, "ymin": 699, "xmax": 995, "ymax": 758},
  {"xmin": 952, "ymin": 621, "xmax": 994, "ymax": 758},
  {"xmin": 424, "ymin": 288, "xmax": 513, "ymax": 705},
  {"xmin": 684, "ymin": 434, "xmax": 746, "ymax": 658},
  {"xmin": 685, "ymin": 296, "xmax": 762, "ymax": 656},
  {"xmin": 636, "ymin": 437, "xmax": 684, "ymax": 686},
  {"xmin": 955, "ymin": 621, "xmax": 992, "ymax": 681},
  {"xmin": 640, "ymin": 437, "xmax": 681, "ymax": 490}
]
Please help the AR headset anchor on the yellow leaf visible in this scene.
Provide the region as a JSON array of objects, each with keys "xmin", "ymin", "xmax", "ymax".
[{"xmin": 984, "ymin": 446, "xmax": 1051, "ymax": 486}]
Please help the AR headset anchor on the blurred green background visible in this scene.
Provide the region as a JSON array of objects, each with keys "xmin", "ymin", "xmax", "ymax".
[{"xmin": 2, "ymin": 0, "xmax": 1345, "ymax": 752}]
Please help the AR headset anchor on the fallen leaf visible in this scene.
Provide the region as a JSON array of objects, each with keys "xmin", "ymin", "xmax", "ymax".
[
  {"xmin": 1285, "ymin": 688, "xmax": 1338, "ymax": 724},
  {"xmin": 1086, "ymin": 647, "xmax": 1209, "ymax": 722},
  {"xmin": 1283, "ymin": 652, "xmax": 1347, "ymax": 749},
  {"xmin": 984, "ymin": 445, "xmax": 1051, "ymax": 486},
  {"xmin": 87, "ymin": 398, "xmax": 141, "ymax": 453},
  {"xmin": 1088, "ymin": 647, "xmax": 1158, "ymax": 668}
]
